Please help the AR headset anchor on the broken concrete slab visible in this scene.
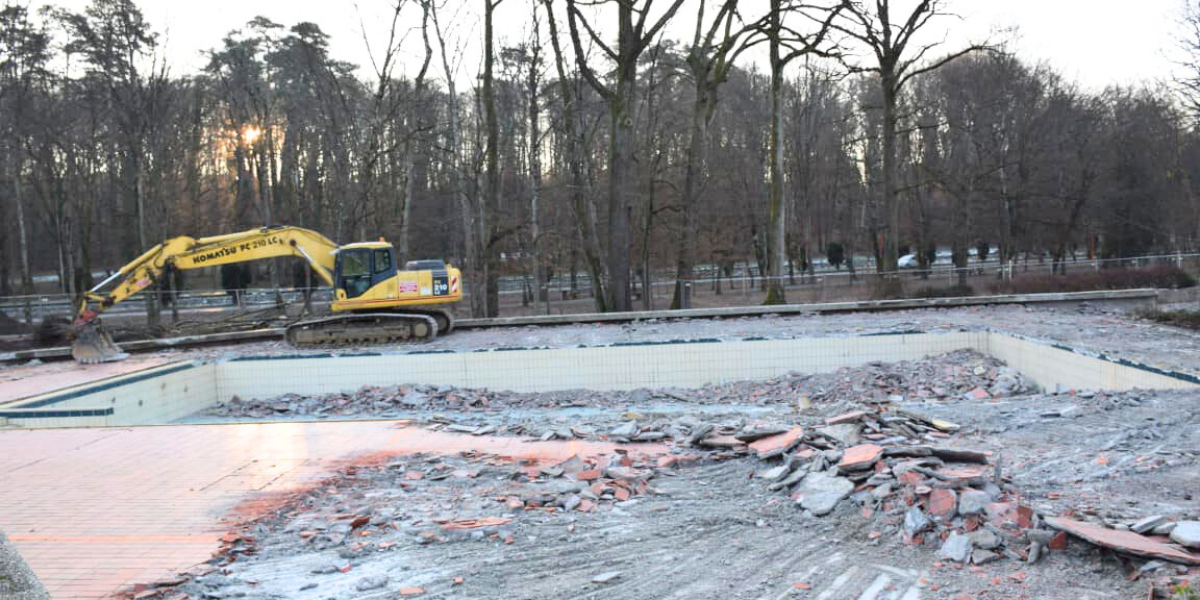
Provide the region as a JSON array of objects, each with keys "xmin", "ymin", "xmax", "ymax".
[
  {"xmin": 959, "ymin": 490, "xmax": 989, "ymax": 516},
  {"xmin": 972, "ymin": 549, "xmax": 1001, "ymax": 565},
  {"xmin": 821, "ymin": 423, "xmax": 862, "ymax": 447},
  {"xmin": 967, "ymin": 528, "xmax": 1001, "ymax": 550},
  {"xmin": 796, "ymin": 471, "xmax": 855, "ymax": 516},
  {"xmin": 904, "ymin": 507, "xmax": 931, "ymax": 537},
  {"xmin": 825, "ymin": 410, "xmax": 868, "ymax": 425},
  {"xmin": 1045, "ymin": 517, "xmax": 1200, "ymax": 565},
  {"xmin": 1169, "ymin": 522, "xmax": 1200, "ymax": 550},
  {"xmin": 940, "ymin": 532, "xmax": 973, "ymax": 563},
  {"xmin": 929, "ymin": 447, "xmax": 990, "ymax": 464},
  {"xmin": 1131, "ymin": 515, "xmax": 1166, "ymax": 535},
  {"xmin": 592, "ymin": 571, "xmax": 623, "ymax": 584}
]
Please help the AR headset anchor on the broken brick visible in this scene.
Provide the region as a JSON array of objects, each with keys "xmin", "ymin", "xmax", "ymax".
[
  {"xmin": 748, "ymin": 427, "xmax": 804, "ymax": 459},
  {"xmin": 1045, "ymin": 517, "xmax": 1200, "ymax": 565},
  {"xmin": 576, "ymin": 469, "xmax": 603, "ymax": 481},
  {"xmin": 825, "ymin": 411, "xmax": 868, "ymax": 426},
  {"xmin": 927, "ymin": 489, "xmax": 957, "ymax": 521},
  {"xmin": 440, "ymin": 517, "xmax": 513, "ymax": 530},
  {"xmin": 838, "ymin": 444, "xmax": 884, "ymax": 471},
  {"xmin": 967, "ymin": 387, "xmax": 991, "ymax": 400}
]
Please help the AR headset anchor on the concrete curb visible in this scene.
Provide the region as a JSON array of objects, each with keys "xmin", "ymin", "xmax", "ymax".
[
  {"xmin": 455, "ymin": 288, "xmax": 1159, "ymax": 328},
  {"xmin": 0, "ymin": 530, "xmax": 50, "ymax": 600}
]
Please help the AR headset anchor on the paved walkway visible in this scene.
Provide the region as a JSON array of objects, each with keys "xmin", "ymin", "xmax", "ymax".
[{"xmin": 0, "ymin": 422, "xmax": 631, "ymax": 599}]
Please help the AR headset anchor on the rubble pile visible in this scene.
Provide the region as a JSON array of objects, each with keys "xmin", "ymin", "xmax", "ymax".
[
  {"xmin": 147, "ymin": 449, "xmax": 669, "ymax": 600},
  {"xmin": 206, "ymin": 350, "xmax": 1031, "ymax": 421},
  {"xmin": 733, "ymin": 407, "xmax": 1200, "ymax": 591}
]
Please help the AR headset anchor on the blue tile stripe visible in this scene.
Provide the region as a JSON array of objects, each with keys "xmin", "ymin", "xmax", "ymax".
[
  {"xmin": 5, "ymin": 362, "xmax": 196, "ymax": 410},
  {"xmin": 0, "ymin": 407, "xmax": 113, "ymax": 418}
]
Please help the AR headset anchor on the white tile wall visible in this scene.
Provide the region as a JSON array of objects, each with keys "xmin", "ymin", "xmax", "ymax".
[
  {"xmin": 214, "ymin": 332, "xmax": 988, "ymax": 400},
  {"xmin": 5, "ymin": 330, "xmax": 1196, "ymax": 429}
]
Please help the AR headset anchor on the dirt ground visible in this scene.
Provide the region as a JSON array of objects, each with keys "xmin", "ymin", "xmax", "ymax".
[{"xmin": 154, "ymin": 349, "xmax": 1199, "ymax": 600}]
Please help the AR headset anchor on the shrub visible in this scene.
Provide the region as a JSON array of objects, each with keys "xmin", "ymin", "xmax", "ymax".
[
  {"xmin": 910, "ymin": 284, "xmax": 974, "ymax": 299},
  {"xmin": 1136, "ymin": 308, "xmax": 1200, "ymax": 331},
  {"xmin": 985, "ymin": 265, "xmax": 1196, "ymax": 295}
]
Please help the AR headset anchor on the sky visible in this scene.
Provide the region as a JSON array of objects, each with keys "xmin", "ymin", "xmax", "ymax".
[{"xmin": 30, "ymin": 0, "xmax": 1187, "ymax": 91}]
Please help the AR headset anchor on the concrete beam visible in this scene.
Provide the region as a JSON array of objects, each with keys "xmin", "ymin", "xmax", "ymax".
[{"xmin": 455, "ymin": 288, "xmax": 1159, "ymax": 329}]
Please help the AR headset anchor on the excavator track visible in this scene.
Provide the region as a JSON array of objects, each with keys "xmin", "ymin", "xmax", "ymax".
[
  {"xmin": 285, "ymin": 313, "xmax": 439, "ymax": 348},
  {"xmin": 410, "ymin": 308, "xmax": 455, "ymax": 335}
]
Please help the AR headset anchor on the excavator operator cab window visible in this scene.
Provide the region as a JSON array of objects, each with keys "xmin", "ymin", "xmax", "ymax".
[
  {"xmin": 336, "ymin": 249, "xmax": 372, "ymax": 299},
  {"xmin": 373, "ymin": 249, "xmax": 392, "ymax": 274}
]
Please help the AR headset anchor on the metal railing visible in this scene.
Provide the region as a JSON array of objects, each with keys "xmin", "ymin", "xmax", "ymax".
[{"xmin": 0, "ymin": 251, "xmax": 1196, "ymax": 328}]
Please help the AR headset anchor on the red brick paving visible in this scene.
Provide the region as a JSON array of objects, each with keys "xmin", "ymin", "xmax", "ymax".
[{"xmin": 0, "ymin": 422, "xmax": 647, "ymax": 599}]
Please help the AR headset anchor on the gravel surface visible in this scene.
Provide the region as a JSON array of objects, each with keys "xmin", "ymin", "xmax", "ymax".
[{"xmin": 181, "ymin": 304, "xmax": 1200, "ymax": 375}]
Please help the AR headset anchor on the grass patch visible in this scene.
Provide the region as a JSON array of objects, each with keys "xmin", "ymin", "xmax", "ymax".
[
  {"xmin": 1171, "ymin": 584, "xmax": 1200, "ymax": 600},
  {"xmin": 1136, "ymin": 308, "xmax": 1200, "ymax": 331}
]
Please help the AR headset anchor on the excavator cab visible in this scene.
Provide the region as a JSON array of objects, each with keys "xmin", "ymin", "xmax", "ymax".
[{"xmin": 334, "ymin": 244, "xmax": 397, "ymax": 300}]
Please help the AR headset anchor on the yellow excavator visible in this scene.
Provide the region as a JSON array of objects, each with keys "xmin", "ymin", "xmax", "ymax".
[{"xmin": 72, "ymin": 225, "xmax": 463, "ymax": 363}]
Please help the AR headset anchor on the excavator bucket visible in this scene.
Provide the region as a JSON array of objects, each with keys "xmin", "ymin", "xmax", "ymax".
[{"xmin": 71, "ymin": 321, "xmax": 129, "ymax": 364}]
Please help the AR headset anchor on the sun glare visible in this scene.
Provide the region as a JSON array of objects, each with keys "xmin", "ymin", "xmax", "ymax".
[{"xmin": 242, "ymin": 126, "xmax": 262, "ymax": 145}]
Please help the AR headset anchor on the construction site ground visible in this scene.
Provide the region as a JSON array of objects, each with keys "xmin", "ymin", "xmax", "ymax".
[{"xmin": 2, "ymin": 303, "xmax": 1199, "ymax": 600}]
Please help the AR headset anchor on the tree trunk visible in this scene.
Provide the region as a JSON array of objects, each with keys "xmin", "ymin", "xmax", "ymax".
[
  {"xmin": 135, "ymin": 160, "xmax": 160, "ymax": 328},
  {"xmin": 881, "ymin": 80, "xmax": 899, "ymax": 274},
  {"xmin": 528, "ymin": 42, "xmax": 545, "ymax": 314},
  {"xmin": 765, "ymin": 3, "xmax": 787, "ymax": 305},
  {"xmin": 673, "ymin": 89, "xmax": 707, "ymax": 309},
  {"xmin": 607, "ymin": 69, "xmax": 636, "ymax": 312},
  {"xmin": 12, "ymin": 152, "xmax": 33, "ymax": 324},
  {"xmin": 543, "ymin": 1, "xmax": 607, "ymax": 311},
  {"xmin": 483, "ymin": 0, "xmax": 501, "ymax": 318}
]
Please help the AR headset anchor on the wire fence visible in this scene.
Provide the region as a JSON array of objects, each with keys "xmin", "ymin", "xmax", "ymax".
[{"xmin": 1, "ymin": 251, "xmax": 1197, "ymax": 332}]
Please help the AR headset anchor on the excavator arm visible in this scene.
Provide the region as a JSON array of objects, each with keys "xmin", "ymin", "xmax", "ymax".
[{"xmin": 73, "ymin": 226, "xmax": 341, "ymax": 362}]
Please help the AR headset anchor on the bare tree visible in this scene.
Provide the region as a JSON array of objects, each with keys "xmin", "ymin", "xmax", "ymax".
[
  {"xmin": 831, "ymin": 0, "xmax": 989, "ymax": 273},
  {"xmin": 541, "ymin": 0, "xmax": 607, "ymax": 311},
  {"xmin": 482, "ymin": 0, "xmax": 504, "ymax": 317},
  {"xmin": 671, "ymin": 0, "xmax": 754, "ymax": 309},
  {"xmin": 760, "ymin": 0, "xmax": 842, "ymax": 304},
  {"xmin": 565, "ymin": 0, "xmax": 687, "ymax": 312},
  {"xmin": 0, "ymin": 4, "xmax": 49, "ymax": 322},
  {"xmin": 430, "ymin": 0, "xmax": 481, "ymax": 316},
  {"xmin": 524, "ymin": 9, "xmax": 548, "ymax": 314},
  {"xmin": 1177, "ymin": 1, "xmax": 1200, "ymax": 117}
]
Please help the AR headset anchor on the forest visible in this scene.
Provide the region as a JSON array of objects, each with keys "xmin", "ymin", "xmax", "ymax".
[{"xmin": 2, "ymin": 0, "xmax": 1200, "ymax": 318}]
